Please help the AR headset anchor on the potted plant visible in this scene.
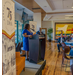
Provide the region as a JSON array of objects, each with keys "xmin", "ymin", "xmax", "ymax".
[{"xmin": 47, "ymin": 28, "xmax": 53, "ymax": 42}]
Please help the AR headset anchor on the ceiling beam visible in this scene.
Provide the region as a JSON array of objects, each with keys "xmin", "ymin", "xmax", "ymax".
[
  {"xmin": 42, "ymin": 13, "xmax": 46, "ymax": 21},
  {"xmin": 46, "ymin": 0, "xmax": 54, "ymax": 10},
  {"xmin": 15, "ymin": 0, "xmax": 46, "ymax": 13},
  {"xmin": 47, "ymin": 11, "xmax": 73, "ymax": 14},
  {"xmin": 49, "ymin": 16, "xmax": 53, "ymax": 20},
  {"xmin": 49, "ymin": 19, "xmax": 73, "ymax": 21},
  {"xmin": 46, "ymin": 9, "xmax": 73, "ymax": 13}
]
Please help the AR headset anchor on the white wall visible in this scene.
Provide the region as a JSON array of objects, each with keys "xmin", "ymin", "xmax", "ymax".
[
  {"xmin": 42, "ymin": 20, "xmax": 73, "ymax": 41},
  {"xmin": 33, "ymin": 13, "xmax": 42, "ymax": 31},
  {"xmin": 15, "ymin": 12, "xmax": 23, "ymax": 23},
  {"xmin": 42, "ymin": 21, "xmax": 53, "ymax": 40}
]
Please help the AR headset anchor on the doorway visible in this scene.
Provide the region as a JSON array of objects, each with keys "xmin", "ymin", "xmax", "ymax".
[{"xmin": 40, "ymin": 28, "xmax": 47, "ymax": 41}]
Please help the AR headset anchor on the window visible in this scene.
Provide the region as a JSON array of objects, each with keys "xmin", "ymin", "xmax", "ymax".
[{"xmin": 15, "ymin": 20, "xmax": 24, "ymax": 44}]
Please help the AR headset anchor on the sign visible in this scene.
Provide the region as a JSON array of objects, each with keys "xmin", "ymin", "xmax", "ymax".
[
  {"xmin": 2, "ymin": 0, "xmax": 16, "ymax": 75},
  {"xmin": 29, "ymin": 21, "xmax": 37, "ymax": 33}
]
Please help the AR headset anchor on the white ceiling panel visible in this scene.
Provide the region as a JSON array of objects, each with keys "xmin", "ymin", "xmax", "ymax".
[
  {"xmin": 49, "ymin": 0, "xmax": 73, "ymax": 9},
  {"xmin": 35, "ymin": 0, "xmax": 73, "ymax": 13},
  {"xmin": 43, "ymin": 13, "xmax": 73, "ymax": 21},
  {"xmin": 63, "ymin": 0, "xmax": 73, "ymax": 9},
  {"xmin": 34, "ymin": 0, "xmax": 52, "ymax": 12},
  {"xmin": 50, "ymin": 0, "xmax": 63, "ymax": 10}
]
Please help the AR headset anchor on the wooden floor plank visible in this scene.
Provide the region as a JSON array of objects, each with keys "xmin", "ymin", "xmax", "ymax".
[{"xmin": 42, "ymin": 42, "xmax": 72, "ymax": 75}]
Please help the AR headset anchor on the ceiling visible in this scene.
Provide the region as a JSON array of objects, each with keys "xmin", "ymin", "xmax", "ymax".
[
  {"xmin": 34, "ymin": 0, "xmax": 73, "ymax": 21},
  {"xmin": 14, "ymin": 1, "xmax": 33, "ymax": 17},
  {"xmin": 34, "ymin": 0, "xmax": 73, "ymax": 13},
  {"xmin": 15, "ymin": 0, "xmax": 73, "ymax": 21}
]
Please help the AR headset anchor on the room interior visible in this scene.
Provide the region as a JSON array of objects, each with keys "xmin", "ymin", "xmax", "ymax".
[{"xmin": 2, "ymin": 0, "xmax": 73, "ymax": 75}]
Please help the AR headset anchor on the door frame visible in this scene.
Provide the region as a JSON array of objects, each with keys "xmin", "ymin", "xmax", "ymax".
[{"xmin": 40, "ymin": 28, "xmax": 47, "ymax": 41}]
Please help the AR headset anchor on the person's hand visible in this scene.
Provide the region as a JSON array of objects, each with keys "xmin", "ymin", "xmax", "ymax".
[
  {"xmin": 30, "ymin": 35, "xmax": 32, "ymax": 38},
  {"xmin": 71, "ymin": 46, "xmax": 73, "ymax": 48},
  {"xmin": 33, "ymin": 32, "xmax": 36, "ymax": 35}
]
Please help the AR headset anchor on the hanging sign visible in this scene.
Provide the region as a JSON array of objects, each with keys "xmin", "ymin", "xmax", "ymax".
[
  {"xmin": 29, "ymin": 21, "xmax": 37, "ymax": 33},
  {"xmin": 2, "ymin": 0, "xmax": 16, "ymax": 75}
]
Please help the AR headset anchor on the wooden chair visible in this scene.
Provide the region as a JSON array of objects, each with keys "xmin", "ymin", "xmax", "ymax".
[
  {"xmin": 58, "ymin": 42, "xmax": 66, "ymax": 58},
  {"xmin": 61, "ymin": 42, "xmax": 66, "ymax": 64},
  {"xmin": 71, "ymin": 64, "xmax": 73, "ymax": 75},
  {"xmin": 62, "ymin": 46, "xmax": 73, "ymax": 72}
]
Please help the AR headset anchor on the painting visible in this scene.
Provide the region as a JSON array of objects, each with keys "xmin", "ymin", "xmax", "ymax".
[{"xmin": 55, "ymin": 23, "xmax": 73, "ymax": 39}]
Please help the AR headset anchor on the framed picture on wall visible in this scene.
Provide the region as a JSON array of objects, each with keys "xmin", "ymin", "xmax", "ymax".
[{"xmin": 55, "ymin": 22, "xmax": 73, "ymax": 40}]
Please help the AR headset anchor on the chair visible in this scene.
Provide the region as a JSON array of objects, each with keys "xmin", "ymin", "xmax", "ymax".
[
  {"xmin": 15, "ymin": 43, "xmax": 17, "ymax": 46},
  {"xmin": 58, "ymin": 42, "xmax": 66, "ymax": 57},
  {"xmin": 71, "ymin": 64, "xmax": 73, "ymax": 75},
  {"xmin": 16, "ymin": 43, "xmax": 20, "ymax": 52},
  {"xmin": 16, "ymin": 52, "xmax": 25, "ymax": 75},
  {"xmin": 62, "ymin": 46, "xmax": 73, "ymax": 72},
  {"xmin": 61, "ymin": 42, "xmax": 66, "ymax": 64},
  {"xmin": 19, "ymin": 42, "xmax": 23, "ymax": 52}
]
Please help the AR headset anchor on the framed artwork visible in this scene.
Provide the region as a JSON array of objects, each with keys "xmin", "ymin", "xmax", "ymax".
[{"xmin": 55, "ymin": 23, "xmax": 73, "ymax": 39}]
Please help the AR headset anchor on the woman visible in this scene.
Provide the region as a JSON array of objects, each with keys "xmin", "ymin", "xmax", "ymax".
[{"xmin": 21, "ymin": 24, "xmax": 35, "ymax": 60}]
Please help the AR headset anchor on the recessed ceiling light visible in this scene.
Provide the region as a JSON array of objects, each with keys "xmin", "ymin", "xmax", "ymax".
[
  {"xmin": 72, "ymin": 7, "xmax": 73, "ymax": 8},
  {"xmin": 44, "ymin": 6, "xmax": 47, "ymax": 7}
]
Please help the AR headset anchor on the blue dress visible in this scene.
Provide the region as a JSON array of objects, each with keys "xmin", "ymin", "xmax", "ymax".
[{"xmin": 22, "ymin": 29, "xmax": 33, "ymax": 51}]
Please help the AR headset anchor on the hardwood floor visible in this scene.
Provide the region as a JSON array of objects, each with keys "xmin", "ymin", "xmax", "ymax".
[{"xmin": 42, "ymin": 42, "xmax": 72, "ymax": 75}]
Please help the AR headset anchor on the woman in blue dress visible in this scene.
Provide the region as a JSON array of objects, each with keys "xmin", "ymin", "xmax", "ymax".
[{"xmin": 21, "ymin": 24, "xmax": 35, "ymax": 60}]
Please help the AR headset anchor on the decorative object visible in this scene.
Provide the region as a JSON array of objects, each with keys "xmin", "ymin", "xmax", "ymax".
[
  {"xmin": 47, "ymin": 28, "xmax": 53, "ymax": 42},
  {"xmin": 2, "ymin": 0, "xmax": 16, "ymax": 75}
]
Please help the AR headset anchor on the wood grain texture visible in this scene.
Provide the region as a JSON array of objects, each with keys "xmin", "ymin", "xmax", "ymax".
[
  {"xmin": 15, "ymin": 0, "xmax": 46, "ymax": 20},
  {"xmin": 42, "ymin": 42, "xmax": 72, "ymax": 75}
]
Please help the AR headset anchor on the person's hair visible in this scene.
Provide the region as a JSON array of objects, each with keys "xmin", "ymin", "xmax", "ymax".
[{"xmin": 24, "ymin": 24, "xmax": 30, "ymax": 29}]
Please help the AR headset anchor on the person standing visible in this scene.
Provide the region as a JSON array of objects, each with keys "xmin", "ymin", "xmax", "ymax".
[
  {"xmin": 70, "ymin": 34, "xmax": 73, "ymax": 41},
  {"xmin": 21, "ymin": 24, "xmax": 35, "ymax": 60},
  {"xmin": 36, "ymin": 28, "xmax": 43, "ymax": 35}
]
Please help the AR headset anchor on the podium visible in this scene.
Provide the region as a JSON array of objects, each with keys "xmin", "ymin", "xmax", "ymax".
[{"xmin": 29, "ymin": 34, "xmax": 46, "ymax": 63}]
